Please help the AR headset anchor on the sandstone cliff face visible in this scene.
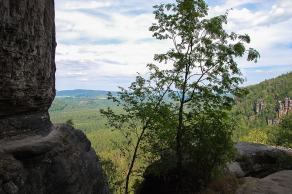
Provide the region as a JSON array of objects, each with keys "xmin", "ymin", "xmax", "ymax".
[
  {"xmin": 0, "ymin": 124, "xmax": 108, "ymax": 194},
  {"xmin": 0, "ymin": 0, "xmax": 108, "ymax": 193},
  {"xmin": 0, "ymin": 0, "xmax": 56, "ymax": 138}
]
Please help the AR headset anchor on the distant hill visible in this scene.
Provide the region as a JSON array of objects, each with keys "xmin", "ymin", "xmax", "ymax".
[
  {"xmin": 233, "ymin": 72, "xmax": 292, "ymax": 129},
  {"xmin": 56, "ymin": 89, "xmax": 116, "ymax": 98}
]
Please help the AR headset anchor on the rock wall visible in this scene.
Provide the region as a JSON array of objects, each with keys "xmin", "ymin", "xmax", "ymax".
[
  {"xmin": 0, "ymin": 0, "xmax": 56, "ymax": 138},
  {"xmin": 0, "ymin": 0, "xmax": 109, "ymax": 193}
]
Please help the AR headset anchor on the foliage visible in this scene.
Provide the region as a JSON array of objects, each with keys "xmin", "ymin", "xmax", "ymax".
[
  {"xmin": 50, "ymin": 97, "xmax": 132, "ymax": 193},
  {"xmin": 100, "ymin": 71, "xmax": 174, "ymax": 194},
  {"xmin": 235, "ymin": 114, "xmax": 292, "ymax": 149},
  {"xmin": 56, "ymin": 89, "xmax": 116, "ymax": 98},
  {"xmin": 143, "ymin": 0, "xmax": 259, "ymax": 192},
  {"xmin": 232, "ymin": 72, "xmax": 292, "ymax": 131},
  {"xmin": 50, "ymin": 97, "xmax": 119, "ymax": 132},
  {"xmin": 87, "ymin": 129, "xmax": 130, "ymax": 193},
  {"xmin": 143, "ymin": 111, "xmax": 237, "ymax": 192},
  {"xmin": 269, "ymin": 114, "xmax": 292, "ymax": 148},
  {"xmin": 183, "ymin": 111, "xmax": 236, "ymax": 185},
  {"xmin": 100, "ymin": 159, "xmax": 122, "ymax": 193},
  {"xmin": 49, "ymin": 0, "xmax": 262, "ymax": 193},
  {"xmin": 100, "ymin": 0, "xmax": 259, "ymax": 193},
  {"xmin": 240, "ymin": 128, "xmax": 269, "ymax": 145},
  {"xmin": 201, "ymin": 173, "xmax": 239, "ymax": 194}
]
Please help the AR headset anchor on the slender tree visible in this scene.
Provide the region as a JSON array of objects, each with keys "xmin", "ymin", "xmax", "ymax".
[
  {"xmin": 101, "ymin": 66, "xmax": 175, "ymax": 194},
  {"xmin": 148, "ymin": 0, "xmax": 259, "ymax": 190},
  {"xmin": 102, "ymin": 0, "xmax": 259, "ymax": 193}
]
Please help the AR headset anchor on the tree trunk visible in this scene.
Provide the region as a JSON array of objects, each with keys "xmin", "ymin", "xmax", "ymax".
[
  {"xmin": 176, "ymin": 63, "xmax": 190, "ymax": 193},
  {"xmin": 125, "ymin": 125, "xmax": 147, "ymax": 194}
]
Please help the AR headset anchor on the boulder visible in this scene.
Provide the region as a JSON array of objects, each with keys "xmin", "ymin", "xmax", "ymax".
[
  {"xmin": 0, "ymin": 124, "xmax": 109, "ymax": 194},
  {"xmin": 236, "ymin": 170, "xmax": 292, "ymax": 194},
  {"xmin": 231, "ymin": 142, "xmax": 292, "ymax": 178}
]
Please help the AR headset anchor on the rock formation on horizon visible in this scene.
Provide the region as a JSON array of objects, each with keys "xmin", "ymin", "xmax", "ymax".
[{"xmin": 0, "ymin": 0, "xmax": 108, "ymax": 193}]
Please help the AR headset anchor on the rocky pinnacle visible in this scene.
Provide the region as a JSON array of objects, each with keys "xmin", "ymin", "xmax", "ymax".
[{"xmin": 0, "ymin": 0, "xmax": 56, "ymax": 138}]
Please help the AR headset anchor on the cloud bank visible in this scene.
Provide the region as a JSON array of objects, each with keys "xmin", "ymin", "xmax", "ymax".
[{"xmin": 55, "ymin": 0, "xmax": 292, "ymax": 90}]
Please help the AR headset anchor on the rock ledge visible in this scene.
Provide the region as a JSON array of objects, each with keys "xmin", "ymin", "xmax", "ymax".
[{"xmin": 0, "ymin": 124, "xmax": 108, "ymax": 194}]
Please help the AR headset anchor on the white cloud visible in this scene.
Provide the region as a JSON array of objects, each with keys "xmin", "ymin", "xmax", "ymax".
[
  {"xmin": 56, "ymin": 10, "xmax": 155, "ymax": 42},
  {"xmin": 210, "ymin": 0, "xmax": 292, "ymax": 70},
  {"xmin": 55, "ymin": 0, "xmax": 292, "ymax": 90},
  {"xmin": 56, "ymin": 0, "xmax": 117, "ymax": 10}
]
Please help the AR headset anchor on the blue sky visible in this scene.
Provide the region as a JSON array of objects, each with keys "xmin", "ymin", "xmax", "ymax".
[{"xmin": 55, "ymin": 0, "xmax": 292, "ymax": 90}]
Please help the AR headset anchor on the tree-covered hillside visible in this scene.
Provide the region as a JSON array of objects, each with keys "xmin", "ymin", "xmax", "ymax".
[
  {"xmin": 233, "ymin": 72, "xmax": 292, "ymax": 131},
  {"xmin": 56, "ymin": 89, "xmax": 117, "ymax": 98},
  {"xmin": 49, "ymin": 72, "xmax": 292, "ymax": 193},
  {"xmin": 50, "ymin": 97, "xmax": 120, "ymax": 131}
]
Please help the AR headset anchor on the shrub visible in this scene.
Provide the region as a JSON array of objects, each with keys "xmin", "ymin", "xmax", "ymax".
[
  {"xmin": 270, "ymin": 114, "xmax": 292, "ymax": 148},
  {"xmin": 240, "ymin": 128, "xmax": 269, "ymax": 144},
  {"xmin": 141, "ymin": 111, "xmax": 236, "ymax": 193},
  {"xmin": 182, "ymin": 111, "xmax": 236, "ymax": 191}
]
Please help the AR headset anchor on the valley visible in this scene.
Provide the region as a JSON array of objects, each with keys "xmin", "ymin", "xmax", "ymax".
[{"xmin": 49, "ymin": 72, "xmax": 292, "ymax": 192}]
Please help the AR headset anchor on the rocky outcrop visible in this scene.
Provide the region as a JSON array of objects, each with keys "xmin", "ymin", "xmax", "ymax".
[
  {"xmin": 0, "ymin": 124, "xmax": 108, "ymax": 194},
  {"xmin": 236, "ymin": 170, "xmax": 292, "ymax": 194},
  {"xmin": 277, "ymin": 97, "xmax": 292, "ymax": 119},
  {"xmin": 254, "ymin": 99, "xmax": 265, "ymax": 114},
  {"xmin": 228, "ymin": 143, "xmax": 292, "ymax": 194},
  {"xmin": 229, "ymin": 142, "xmax": 292, "ymax": 178},
  {"xmin": 138, "ymin": 142, "xmax": 292, "ymax": 194},
  {"xmin": 0, "ymin": 0, "xmax": 108, "ymax": 193},
  {"xmin": 0, "ymin": 0, "xmax": 56, "ymax": 138}
]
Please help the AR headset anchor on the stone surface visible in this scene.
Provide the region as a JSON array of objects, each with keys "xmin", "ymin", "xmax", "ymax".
[
  {"xmin": 0, "ymin": 112, "xmax": 52, "ymax": 140},
  {"xmin": 136, "ymin": 156, "xmax": 201, "ymax": 194},
  {"xmin": 138, "ymin": 142, "xmax": 292, "ymax": 193},
  {"xmin": 236, "ymin": 170, "xmax": 292, "ymax": 194},
  {"xmin": 233, "ymin": 142, "xmax": 292, "ymax": 178},
  {"xmin": 0, "ymin": 0, "xmax": 56, "ymax": 137},
  {"xmin": 0, "ymin": 124, "xmax": 109, "ymax": 194},
  {"xmin": 0, "ymin": 0, "xmax": 109, "ymax": 193},
  {"xmin": 228, "ymin": 162, "xmax": 245, "ymax": 178}
]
